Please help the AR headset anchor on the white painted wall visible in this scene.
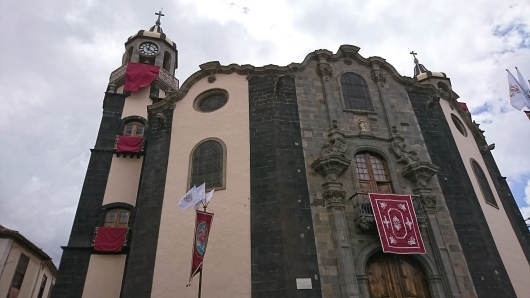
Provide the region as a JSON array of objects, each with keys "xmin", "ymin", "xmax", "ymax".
[
  {"xmin": 440, "ymin": 99, "xmax": 530, "ymax": 296},
  {"xmin": 82, "ymin": 255, "xmax": 126, "ymax": 298},
  {"xmin": 102, "ymin": 156, "xmax": 143, "ymax": 206},
  {"xmin": 152, "ymin": 73, "xmax": 251, "ymax": 297}
]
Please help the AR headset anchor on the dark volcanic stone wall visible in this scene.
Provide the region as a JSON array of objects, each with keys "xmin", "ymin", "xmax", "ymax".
[
  {"xmin": 408, "ymin": 90, "xmax": 517, "ymax": 298},
  {"xmin": 249, "ymin": 74, "xmax": 322, "ymax": 298},
  {"xmin": 121, "ymin": 107, "xmax": 173, "ymax": 298},
  {"xmin": 53, "ymin": 93, "xmax": 126, "ymax": 298}
]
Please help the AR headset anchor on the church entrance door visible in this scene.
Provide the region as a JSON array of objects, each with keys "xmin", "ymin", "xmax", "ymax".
[{"xmin": 366, "ymin": 252, "xmax": 431, "ymax": 298}]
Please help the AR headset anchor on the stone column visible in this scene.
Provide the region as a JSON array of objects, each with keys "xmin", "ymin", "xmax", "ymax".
[{"xmin": 312, "ymin": 124, "xmax": 360, "ymax": 298}]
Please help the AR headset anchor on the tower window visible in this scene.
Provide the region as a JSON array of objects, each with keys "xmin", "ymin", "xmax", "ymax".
[
  {"xmin": 104, "ymin": 209, "xmax": 130, "ymax": 228},
  {"xmin": 123, "ymin": 121, "xmax": 144, "ymax": 137},
  {"xmin": 451, "ymin": 114, "xmax": 467, "ymax": 137},
  {"xmin": 163, "ymin": 51, "xmax": 171, "ymax": 72},
  {"xmin": 471, "ymin": 159, "xmax": 498, "ymax": 207},
  {"xmin": 190, "ymin": 139, "xmax": 225, "ymax": 189},
  {"xmin": 354, "ymin": 151, "xmax": 393, "ymax": 193},
  {"xmin": 341, "ymin": 72, "xmax": 374, "ymax": 111}
]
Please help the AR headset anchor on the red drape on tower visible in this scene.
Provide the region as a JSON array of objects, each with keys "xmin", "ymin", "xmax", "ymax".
[
  {"xmin": 124, "ymin": 62, "xmax": 160, "ymax": 92},
  {"xmin": 369, "ymin": 193, "xmax": 425, "ymax": 254},
  {"xmin": 116, "ymin": 136, "xmax": 143, "ymax": 153},
  {"xmin": 459, "ymin": 102, "xmax": 469, "ymax": 111},
  {"xmin": 94, "ymin": 227, "xmax": 128, "ymax": 252}
]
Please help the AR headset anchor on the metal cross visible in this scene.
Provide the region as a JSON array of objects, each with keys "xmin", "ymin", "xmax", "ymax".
[
  {"xmin": 155, "ymin": 8, "xmax": 164, "ymax": 25},
  {"xmin": 409, "ymin": 51, "xmax": 418, "ymax": 61}
]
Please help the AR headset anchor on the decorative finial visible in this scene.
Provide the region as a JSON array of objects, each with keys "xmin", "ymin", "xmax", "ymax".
[
  {"xmin": 155, "ymin": 8, "xmax": 164, "ymax": 26},
  {"xmin": 410, "ymin": 51, "xmax": 419, "ymax": 64}
]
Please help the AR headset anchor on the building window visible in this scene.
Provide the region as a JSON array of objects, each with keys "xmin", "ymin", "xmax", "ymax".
[
  {"xmin": 9, "ymin": 253, "xmax": 29, "ymax": 298},
  {"xmin": 104, "ymin": 209, "xmax": 130, "ymax": 228},
  {"xmin": 451, "ymin": 114, "xmax": 467, "ymax": 137},
  {"xmin": 36, "ymin": 275, "xmax": 47, "ymax": 298},
  {"xmin": 354, "ymin": 151, "xmax": 393, "ymax": 193},
  {"xmin": 471, "ymin": 159, "xmax": 498, "ymax": 207},
  {"xmin": 341, "ymin": 72, "xmax": 374, "ymax": 111},
  {"xmin": 123, "ymin": 121, "xmax": 144, "ymax": 137},
  {"xmin": 190, "ymin": 139, "xmax": 225, "ymax": 189},
  {"xmin": 194, "ymin": 89, "xmax": 228, "ymax": 112}
]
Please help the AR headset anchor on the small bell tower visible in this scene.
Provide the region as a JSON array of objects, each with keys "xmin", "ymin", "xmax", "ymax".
[{"xmin": 122, "ymin": 9, "xmax": 178, "ymax": 76}]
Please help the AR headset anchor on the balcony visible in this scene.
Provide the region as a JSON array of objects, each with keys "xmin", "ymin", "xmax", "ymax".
[
  {"xmin": 114, "ymin": 135, "xmax": 145, "ymax": 158},
  {"xmin": 350, "ymin": 193, "xmax": 427, "ymax": 233},
  {"xmin": 92, "ymin": 227, "xmax": 130, "ymax": 252},
  {"xmin": 109, "ymin": 64, "xmax": 179, "ymax": 93}
]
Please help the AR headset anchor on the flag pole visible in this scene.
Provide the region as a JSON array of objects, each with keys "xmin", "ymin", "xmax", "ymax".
[
  {"xmin": 198, "ymin": 267, "xmax": 202, "ymax": 298},
  {"xmin": 197, "ymin": 203, "xmax": 207, "ymax": 298}
]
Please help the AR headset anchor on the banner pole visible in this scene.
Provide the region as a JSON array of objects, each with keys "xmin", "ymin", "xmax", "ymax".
[
  {"xmin": 198, "ymin": 267, "xmax": 203, "ymax": 298},
  {"xmin": 197, "ymin": 204, "xmax": 207, "ymax": 298}
]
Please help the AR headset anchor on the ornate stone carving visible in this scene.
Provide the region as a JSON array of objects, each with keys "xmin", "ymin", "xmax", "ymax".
[
  {"xmin": 343, "ymin": 58, "xmax": 353, "ymax": 65},
  {"xmin": 371, "ymin": 69, "xmax": 386, "ymax": 86},
  {"xmin": 208, "ymin": 73, "xmax": 216, "ymax": 83},
  {"xmin": 155, "ymin": 112, "xmax": 166, "ymax": 127},
  {"xmin": 425, "ymin": 92, "xmax": 441, "ymax": 109},
  {"xmin": 359, "ymin": 119, "xmax": 369, "ymax": 132},
  {"xmin": 390, "ymin": 136, "xmax": 421, "ymax": 165},
  {"xmin": 480, "ymin": 143, "xmax": 495, "ymax": 154},
  {"xmin": 403, "ymin": 162, "xmax": 439, "ymax": 189},
  {"xmin": 419, "ymin": 195, "xmax": 437, "ymax": 212},
  {"xmin": 323, "ymin": 189, "xmax": 347, "ymax": 207},
  {"xmin": 316, "ymin": 63, "xmax": 333, "ymax": 79},
  {"xmin": 312, "ymin": 122, "xmax": 351, "ymax": 208}
]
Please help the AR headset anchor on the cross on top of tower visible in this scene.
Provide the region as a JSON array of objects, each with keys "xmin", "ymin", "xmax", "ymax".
[
  {"xmin": 155, "ymin": 8, "xmax": 164, "ymax": 25},
  {"xmin": 410, "ymin": 51, "xmax": 419, "ymax": 64}
]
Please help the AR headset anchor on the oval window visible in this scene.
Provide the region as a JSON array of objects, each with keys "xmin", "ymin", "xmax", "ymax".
[
  {"xmin": 195, "ymin": 89, "xmax": 228, "ymax": 112},
  {"xmin": 451, "ymin": 114, "xmax": 467, "ymax": 137}
]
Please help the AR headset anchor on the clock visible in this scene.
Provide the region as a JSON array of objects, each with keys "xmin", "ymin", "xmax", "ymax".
[{"xmin": 139, "ymin": 42, "xmax": 159, "ymax": 56}]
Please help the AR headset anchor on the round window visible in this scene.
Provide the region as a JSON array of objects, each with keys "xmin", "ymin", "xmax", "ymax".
[
  {"xmin": 195, "ymin": 90, "xmax": 228, "ymax": 112},
  {"xmin": 451, "ymin": 114, "xmax": 467, "ymax": 137}
]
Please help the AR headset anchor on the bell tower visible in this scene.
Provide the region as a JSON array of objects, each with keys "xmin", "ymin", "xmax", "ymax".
[
  {"xmin": 122, "ymin": 10, "xmax": 178, "ymax": 76},
  {"xmin": 52, "ymin": 12, "xmax": 178, "ymax": 298}
]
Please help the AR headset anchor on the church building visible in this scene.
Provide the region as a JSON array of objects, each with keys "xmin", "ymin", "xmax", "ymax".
[{"xmin": 53, "ymin": 15, "xmax": 530, "ymax": 298}]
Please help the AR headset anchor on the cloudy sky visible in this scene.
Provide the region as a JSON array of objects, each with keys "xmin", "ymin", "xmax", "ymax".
[{"xmin": 1, "ymin": 0, "xmax": 529, "ymax": 266}]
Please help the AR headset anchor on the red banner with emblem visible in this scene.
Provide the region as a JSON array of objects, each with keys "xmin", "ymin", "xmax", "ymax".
[
  {"xmin": 188, "ymin": 210, "xmax": 214, "ymax": 285},
  {"xmin": 369, "ymin": 193, "xmax": 425, "ymax": 254}
]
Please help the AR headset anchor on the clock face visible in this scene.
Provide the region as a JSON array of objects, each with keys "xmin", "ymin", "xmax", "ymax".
[{"xmin": 139, "ymin": 42, "xmax": 159, "ymax": 56}]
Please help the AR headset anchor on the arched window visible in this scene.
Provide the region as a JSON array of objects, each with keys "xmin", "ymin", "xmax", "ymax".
[
  {"xmin": 341, "ymin": 72, "xmax": 374, "ymax": 111},
  {"xmin": 123, "ymin": 121, "xmax": 144, "ymax": 137},
  {"xmin": 104, "ymin": 209, "xmax": 130, "ymax": 228},
  {"xmin": 354, "ymin": 151, "xmax": 392, "ymax": 193},
  {"xmin": 124, "ymin": 47, "xmax": 133, "ymax": 65},
  {"xmin": 163, "ymin": 51, "xmax": 171, "ymax": 71},
  {"xmin": 471, "ymin": 159, "xmax": 498, "ymax": 207},
  {"xmin": 190, "ymin": 140, "xmax": 225, "ymax": 189}
]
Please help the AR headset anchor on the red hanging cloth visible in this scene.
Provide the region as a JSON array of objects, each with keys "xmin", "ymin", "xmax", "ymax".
[
  {"xmin": 124, "ymin": 62, "xmax": 160, "ymax": 92},
  {"xmin": 94, "ymin": 227, "xmax": 128, "ymax": 252},
  {"xmin": 369, "ymin": 193, "xmax": 426, "ymax": 254},
  {"xmin": 116, "ymin": 136, "xmax": 143, "ymax": 153}
]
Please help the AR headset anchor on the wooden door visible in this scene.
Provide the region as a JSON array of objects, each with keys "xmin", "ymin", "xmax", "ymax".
[{"xmin": 367, "ymin": 252, "xmax": 431, "ymax": 298}]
